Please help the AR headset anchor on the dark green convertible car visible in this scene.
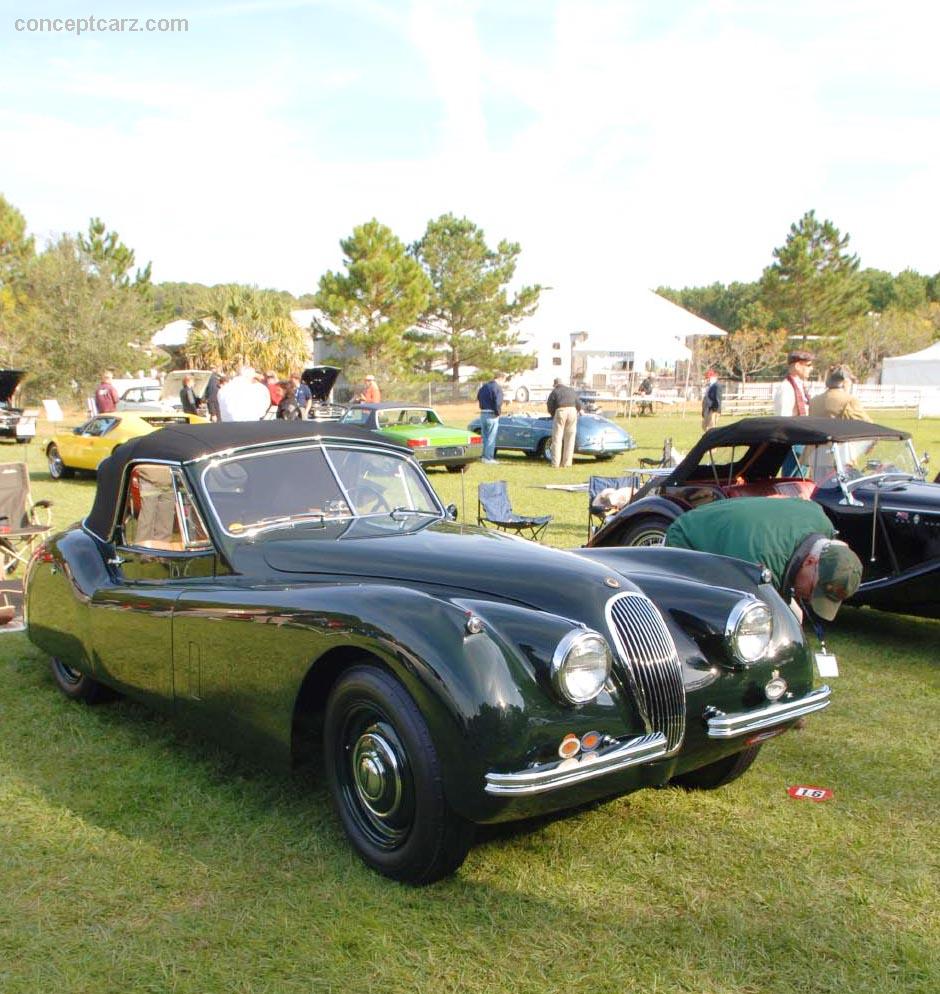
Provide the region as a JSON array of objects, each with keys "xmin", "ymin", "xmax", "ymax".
[{"xmin": 25, "ymin": 422, "xmax": 832, "ymax": 883}]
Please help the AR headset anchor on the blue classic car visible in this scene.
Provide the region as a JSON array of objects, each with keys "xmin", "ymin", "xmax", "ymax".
[{"xmin": 467, "ymin": 411, "xmax": 636, "ymax": 461}]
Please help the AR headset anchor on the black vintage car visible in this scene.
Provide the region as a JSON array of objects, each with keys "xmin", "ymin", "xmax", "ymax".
[
  {"xmin": 589, "ymin": 416, "xmax": 939, "ymax": 619},
  {"xmin": 26, "ymin": 422, "xmax": 831, "ymax": 883},
  {"xmin": 300, "ymin": 365, "xmax": 345, "ymax": 420}
]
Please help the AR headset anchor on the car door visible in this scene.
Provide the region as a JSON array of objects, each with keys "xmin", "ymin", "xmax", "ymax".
[
  {"xmin": 90, "ymin": 462, "xmax": 218, "ymax": 709},
  {"xmin": 67, "ymin": 415, "xmax": 119, "ymax": 470}
]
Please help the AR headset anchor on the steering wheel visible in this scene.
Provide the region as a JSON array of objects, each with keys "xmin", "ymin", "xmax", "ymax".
[{"xmin": 347, "ymin": 482, "xmax": 391, "ymax": 514}]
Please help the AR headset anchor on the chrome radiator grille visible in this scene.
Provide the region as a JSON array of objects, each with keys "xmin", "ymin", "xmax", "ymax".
[{"xmin": 606, "ymin": 592, "xmax": 686, "ymax": 753}]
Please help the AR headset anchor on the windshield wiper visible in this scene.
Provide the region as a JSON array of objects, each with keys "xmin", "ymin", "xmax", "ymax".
[
  {"xmin": 388, "ymin": 507, "xmax": 440, "ymax": 520},
  {"xmin": 232, "ymin": 511, "xmax": 327, "ymax": 535}
]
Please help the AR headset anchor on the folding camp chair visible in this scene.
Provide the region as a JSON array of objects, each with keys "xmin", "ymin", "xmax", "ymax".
[
  {"xmin": 477, "ymin": 481, "xmax": 552, "ymax": 542},
  {"xmin": 0, "ymin": 462, "xmax": 53, "ymax": 573},
  {"xmin": 639, "ymin": 436, "xmax": 675, "ymax": 468},
  {"xmin": 587, "ymin": 474, "xmax": 638, "ymax": 539}
]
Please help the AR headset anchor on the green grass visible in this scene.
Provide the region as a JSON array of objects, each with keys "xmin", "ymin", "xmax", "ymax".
[{"xmin": 0, "ymin": 414, "xmax": 938, "ymax": 994}]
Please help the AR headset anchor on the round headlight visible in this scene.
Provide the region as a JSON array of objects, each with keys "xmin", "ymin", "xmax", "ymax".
[
  {"xmin": 726, "ymin": 599, "xmax": 774, "ymax": 664},
  {"xmin": 551, "ymin": 630, "xmax": 612, "ymax": 704}
]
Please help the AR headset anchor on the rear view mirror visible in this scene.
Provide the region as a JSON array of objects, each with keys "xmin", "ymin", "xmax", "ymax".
[{"xmin": 445, "ymin": 503, "xmax": 458, "ymax": 521}]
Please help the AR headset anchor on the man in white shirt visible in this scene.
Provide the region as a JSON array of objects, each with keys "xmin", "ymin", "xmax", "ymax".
[
  {"xmin": 218, "ymin": 366, "xmax": 271, "ymax": 422},
  {"xmin": 773, "ymin": 349, "xmax": 814, "ymax": 416}
]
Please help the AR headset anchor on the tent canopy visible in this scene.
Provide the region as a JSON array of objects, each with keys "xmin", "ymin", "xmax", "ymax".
[{"xmin": 882, "ymin": 341, "xmax": 940, "ymax": 386}]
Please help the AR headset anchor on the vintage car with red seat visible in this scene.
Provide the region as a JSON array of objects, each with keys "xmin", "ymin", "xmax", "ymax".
[{"xmin": 589, "ymin": 416, "xmax": 938, "ymax": 619}]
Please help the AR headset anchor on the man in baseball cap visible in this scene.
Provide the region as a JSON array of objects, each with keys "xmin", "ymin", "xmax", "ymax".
[{"xmin": 799, "ymin": 537, "xmax": 863, "ymax": 621}]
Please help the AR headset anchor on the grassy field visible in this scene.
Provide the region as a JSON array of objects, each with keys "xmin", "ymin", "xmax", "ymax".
[{"xmin": 0, "ymin": 410, "xmax": 937, "ymax": 994}]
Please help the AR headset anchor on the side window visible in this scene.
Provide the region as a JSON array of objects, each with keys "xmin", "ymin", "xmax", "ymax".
[
  {"xmin": 119, "ymin": 464, "xmax": 211, "ymax": 552},
  {"xmin": 88, "ymin": 417, "xmax": 117, "ymax": 437}
]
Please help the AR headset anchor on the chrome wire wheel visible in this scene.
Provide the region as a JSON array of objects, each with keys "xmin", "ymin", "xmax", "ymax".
[
  {"xmin": 338, "ymin": 708, "xmax": 416, "ymax": 850},
  {"xmin": 47, "ymin": 444, "xmax": 65, "ymax": 479},
  {"xmin": 629, "ymin": 526, "xmax": 667, "ymax": 547},
  {"xmin": 622, "ymin": 515, "xmax": 671, "ymax": 547}
]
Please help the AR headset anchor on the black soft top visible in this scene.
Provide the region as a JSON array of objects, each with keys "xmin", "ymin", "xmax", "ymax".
[
  {"xmin": 86, "ymin": 421, "xmax": 405, "ymax": 540},
  {"xmin": 666, "ymin": 416, "xmax": 910, "ymax": 484}
]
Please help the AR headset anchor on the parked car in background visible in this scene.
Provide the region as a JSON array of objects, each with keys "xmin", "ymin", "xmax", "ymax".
[
  {"xmin": 45, "ymin": 411, "xmax": 206, "ymax": 478},
  {"xmin": 118, "ymin": 371, "xmax": 213, "ymax": 414},
  {"xmin": 342, "ymin": 403, "xmax": 482, "ymax": 471},
  {"xmin": 27, "ymin": 421, "xmax": 831, "ymax": 883},
  {"xmin": 301, "ymin": 365, "xmax": 346, "ymax": 420},
  {"xmin": 0, "ymin": 369, "xmax": 34, "ymax": 444},
  {"xmin": 589, "ymin": 416, "xmax": 939, "ymax": 619},
  {"xmin": 467, "ymin": 410, "xmax": 636, "ymax": 462}
]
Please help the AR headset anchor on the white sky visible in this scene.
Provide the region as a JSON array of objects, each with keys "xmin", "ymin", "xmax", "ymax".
[{"xmin": 2, "ymin": 0, "xmax": 938, "ymax": 315}]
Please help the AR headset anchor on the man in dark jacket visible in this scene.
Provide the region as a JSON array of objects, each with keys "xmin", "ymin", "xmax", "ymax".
[
  {"xmin": 476, "ymin": 373, "xmax": 505, "ymax": 463},
  {"xmin": 179, "ymin": 374, "xmax": 200, "ymax": 415},
  {"xmin": 701, "ymin": 370, "xmax": 722, "ymax": 431},
  {"xmin": 665, "ymin": 496, "xmax": 862, "ymax": 622},
  {"xmin": 546, "ymin": 379, "xmax": 582, "ymax": 468}
]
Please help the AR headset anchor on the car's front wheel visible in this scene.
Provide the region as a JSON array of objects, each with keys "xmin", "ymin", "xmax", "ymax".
[
  {"xmin": 49, "ymin": 657, "xmax": 109, "ymax": 704},
  {"xmin": 324, "ymin": 666, "xmax": 474, "ymax": 884},
  {"xmin": 46, "ymin": 444, "xmax": 74, "ymax": 480},
  {"xmin": 620, "ymin": 514, "xmax": 670, "ymax": 547},
  {"xmin": 670, "ymin": 745, "xmax": 761, "ymax": 790}
]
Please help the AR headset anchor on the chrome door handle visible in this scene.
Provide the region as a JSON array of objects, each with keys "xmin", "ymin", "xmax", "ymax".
[{"xmin": 107, "ymin": 555, "xmax": 125, "ymax": 567}]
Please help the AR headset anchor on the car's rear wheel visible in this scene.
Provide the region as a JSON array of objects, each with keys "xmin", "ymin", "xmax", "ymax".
[
  {"xmin": 49, "ymin": 657, "xmax": 109, "ymax": 704},
  {"xmin": 620, "ymin": 514, "xmax": 670, "ymax": 547},
  {"xmin": 46, "ymin": 444, "xmax": 74, "ymax": 480},
  {"xmin": 324, "ymin": 666, "xmax": 474, "ymax": 884},
  {"xmin": 446, "ymin": 464, "xmax": 467, "ymax": 474},
  {"xmin": 671, "ymin": 745, "xmax": 762, "ymax": 790},
  {"xmin": 514, "ymin": 386, "xmax": 529, "ymax": 403}
]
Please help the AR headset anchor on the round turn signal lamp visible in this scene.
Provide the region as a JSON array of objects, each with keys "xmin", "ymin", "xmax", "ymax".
[
  {"xmin": 558, "ymin": 734, "xmax": 581, "ymax": 759},
  {"xmin": 580, "ymin": 731, "xmax": 602, "ymax": 752}
]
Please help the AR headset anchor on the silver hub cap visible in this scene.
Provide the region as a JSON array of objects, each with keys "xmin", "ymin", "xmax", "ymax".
[{"xmin": 352, "ymin": 731, "xmax": 402, "ymax": 819}]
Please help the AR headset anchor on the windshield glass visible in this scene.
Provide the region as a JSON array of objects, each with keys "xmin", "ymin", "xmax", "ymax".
[
  {"xmin": 805, "ymin": 437, "xmax": 919, "ymax": 489},
  {"xmin": 201, "ymin": 443, "xmax": 441, "ymax": 536}
]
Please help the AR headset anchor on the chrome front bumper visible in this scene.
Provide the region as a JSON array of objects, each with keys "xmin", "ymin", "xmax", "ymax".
[
  {"xmin": 484, "ymin": 732, "xmax": 667, "ymax": 796},
  {"xmin": 706, "ymin": 685, "xmax": 832, "ymax": 739}
]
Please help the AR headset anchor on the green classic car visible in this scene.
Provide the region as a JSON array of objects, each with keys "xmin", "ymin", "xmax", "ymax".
[
  {"xmin": 25, "ymin": 422, "xmax": 832, "ymax": 884},
  {"xmin": 341, "ymin": 402, "xmax": 482, "ymax": 471}
]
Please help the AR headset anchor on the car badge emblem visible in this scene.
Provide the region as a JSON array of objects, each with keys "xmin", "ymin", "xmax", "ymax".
[{"xmin": 604, "ymin": 577, "xmax": 621, "ymax": 588}]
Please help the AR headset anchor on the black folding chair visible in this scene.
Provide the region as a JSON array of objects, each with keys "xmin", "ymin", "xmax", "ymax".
[
  {"xmin": 0, "ymin": 462, "xmax": 52, "ymax": 573},
  {"xmin": 477, "ymin": 481, "xmax": 552, "ymax": 542},
  {"xmin": 587, "ymin": 474, "xmax": 638, "ymax": 539}
]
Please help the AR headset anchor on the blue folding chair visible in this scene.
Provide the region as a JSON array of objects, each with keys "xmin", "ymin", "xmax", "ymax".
[
  {"xmin": 587, "ymin": 474, "xmax": 637, "ymax": 539},
  {"xmin": 477, "ymin": 481, "xmax": 552, "ymax": 542}
]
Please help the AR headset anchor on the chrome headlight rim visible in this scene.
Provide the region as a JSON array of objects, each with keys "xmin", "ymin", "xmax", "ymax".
[
  {"xmin": 551, "ymin": 628, "xmax": 613, "ymax": 704},
  {"xmin": 725, "ymin": 597, "xmax": 774, "ymax": 665}
]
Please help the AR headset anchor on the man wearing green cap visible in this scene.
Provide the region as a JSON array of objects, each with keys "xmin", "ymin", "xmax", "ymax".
[{"xmin": 664, "ymin": 496, "xmax": 863, "ymax": 621}]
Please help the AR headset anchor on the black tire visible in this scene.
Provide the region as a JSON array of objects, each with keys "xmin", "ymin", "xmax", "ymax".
[
  {"xmin": 594, "ymin": 453, "xmax": 615, "ymax": 461},
  {"xmin": 671, "ymin": 745, "xmax": 761, "ymax": 790},
  {"xmin": 324, "ymin": 665, "xmax": 474, "ymax": 884},
  {"xmin": 16, "ymin": 437, "xmax": 29, "ymax": 445},
  {"xmin": 445, "ymin": 464, "xmax": 467, "ymax": 474},
  {"xmin": 537, "ymin": 438, "xmax": 550, "ymax": 462},
  {"xmin": 49, "ymin": 656, "xmax": 109, "ymax": 704},
  {"xmin": 47, "ymin": 444, "xmax": 74, "ymax": 480},
  {"xmin": 620, "ymin": 514, "xmax": 671, "ymax": 547},
  {"xmin": 514, "ymin": 386, "xmax": 529, "ymax": 403}
]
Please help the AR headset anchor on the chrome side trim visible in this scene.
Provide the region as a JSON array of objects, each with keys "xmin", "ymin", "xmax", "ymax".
[
  {"xmin": 484, "ymin": 732, "xmax": 667, "ymax": 796},
  {"xmin": 706, "ymin": 686, "xmax": 832, "ymax": 739}
]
